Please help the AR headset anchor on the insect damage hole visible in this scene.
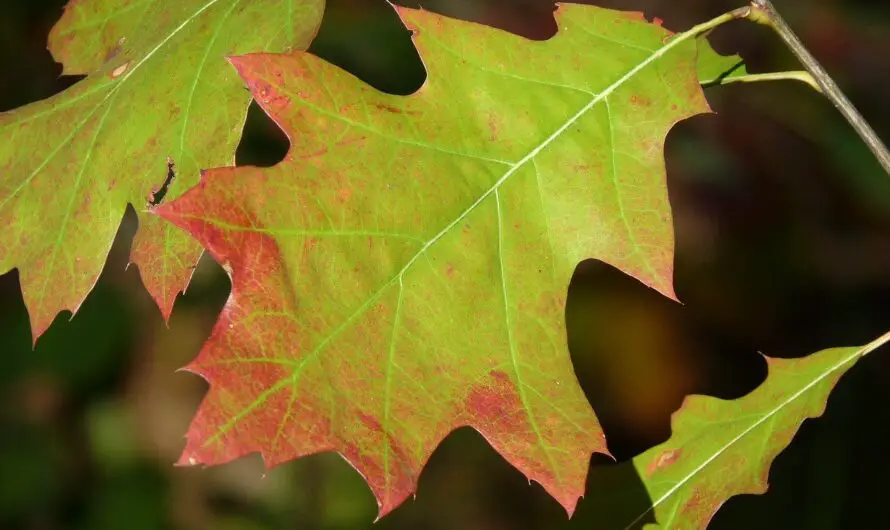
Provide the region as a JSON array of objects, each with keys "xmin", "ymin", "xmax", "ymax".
[{"xmin": 148, "ymin": 157, "xmax": 176, "ymax": 207}]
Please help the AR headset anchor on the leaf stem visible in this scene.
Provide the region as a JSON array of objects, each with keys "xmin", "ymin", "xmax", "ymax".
[
  {"xmin": 861, "ymin": 329, "xmax": 890, "ymax": 357},
  {"xmin": 677, "ymin": 6, "xmax": 754, "ymax": 42},
  {"xmin": 706, "ymin": 70, "xmax": 821, "ymax": 92},
  {"xmin": 747, "ymin": 0, "xmax": 890, "ymax": 175}
]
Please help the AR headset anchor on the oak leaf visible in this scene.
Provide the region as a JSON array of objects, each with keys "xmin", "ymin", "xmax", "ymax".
[
  {"xmin": 584, "ymin": 342, "xmax": 878, "ymax": 529},
  {"xmin": 0, "ymin": 0, "xmax": 323, "ymax": 338},
  {"xmin": 158, "ymin": 4, "xmax": 735, "ymax": 516}
]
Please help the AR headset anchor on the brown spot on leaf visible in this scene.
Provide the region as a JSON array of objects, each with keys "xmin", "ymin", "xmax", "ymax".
[
  {"xmin": 254, "ymin": 82, "xmax": 290, "ymax": 109},
  {"xmin": 630, "ymin": 95, "xmax": 651, "ymax": 107},
  {"xmin": 487, "ymin": 115, "xmax": 499, "ymax": 141},
  {"xmin": 104, "ymin": 37, "xmax": 126, "ymax": 62},
  {"xmin": 647, "ymin": 448, "xmax": 681, "ymax": 475},
  {"xmin": 110, "ymin": 61, "xmax": 130, "ymax": 78},
  {"xmin": 376, "ymin": 103, "xmax": 402, "ymax": 113}
]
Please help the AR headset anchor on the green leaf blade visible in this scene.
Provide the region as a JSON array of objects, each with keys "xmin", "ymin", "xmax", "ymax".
[
  {"xmin": 157, "ymin": 4, "xmax": 728, "ymax": 517},
  {"xmin": 0, "ymin": 0, "xmax": 324, "ymax": 336},
  {"xmin": 586, "ymin": 344, "xmax": 873, "ymax": 530}
]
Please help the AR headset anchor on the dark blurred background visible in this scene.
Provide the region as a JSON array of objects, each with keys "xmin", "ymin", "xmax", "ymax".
[{"xmin": 2, "ymin": 0, "xmax": 890, "ymax": 528}]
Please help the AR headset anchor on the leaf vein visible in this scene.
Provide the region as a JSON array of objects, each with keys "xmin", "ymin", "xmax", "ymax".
[{"xmin": 496, "ymin": 189, "xmax": 562, "ymax": 485}]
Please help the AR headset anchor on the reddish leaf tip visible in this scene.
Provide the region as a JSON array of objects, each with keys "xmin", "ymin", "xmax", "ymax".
[{"xmin": 176, "ymin": 452, "xmax": 201, "ymax": 467}]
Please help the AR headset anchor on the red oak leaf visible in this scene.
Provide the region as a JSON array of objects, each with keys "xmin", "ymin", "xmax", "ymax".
[{"xmin": 157, "ymin": 4, "xmax": 718, "ymax": 517}]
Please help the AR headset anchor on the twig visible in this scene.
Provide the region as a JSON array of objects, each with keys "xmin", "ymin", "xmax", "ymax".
[
  {"xmin": 747, "ymin": 0, "xmax": 890, "ymax": 175},
  {"xmin": 706, "ymin": 70, "xmax": 821, "ymax": 92},
  {"xmin": 685, "ymin": 6, "xmax": 753, "ymax": 39}
]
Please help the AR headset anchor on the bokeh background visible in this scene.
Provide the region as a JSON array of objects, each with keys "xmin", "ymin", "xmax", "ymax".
[{"xmin": 2, "ymin": 0, "xmax": 890, "ymax": 528}]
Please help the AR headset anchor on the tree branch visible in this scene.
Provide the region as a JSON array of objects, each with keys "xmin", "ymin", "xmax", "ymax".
[{"xmin": 748, "ymin": 0, "xmax": 890, "ymax": 175}]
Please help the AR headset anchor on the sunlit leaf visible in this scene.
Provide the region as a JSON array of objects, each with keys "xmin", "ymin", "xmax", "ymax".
[{"xmin": 157, "ymin": 4, "xmax": 732, "ymax": 516}]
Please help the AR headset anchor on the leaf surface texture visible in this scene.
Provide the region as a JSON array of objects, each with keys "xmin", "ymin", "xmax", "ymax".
[{"xmin": 159, "ymin": 4, "xmax": 723, "ymax": 515}]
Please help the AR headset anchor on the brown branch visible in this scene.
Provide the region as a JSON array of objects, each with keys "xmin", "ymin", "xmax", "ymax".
[{"xmin": 748, "ymin": 0, "xmax": 890, "ymax": 175}]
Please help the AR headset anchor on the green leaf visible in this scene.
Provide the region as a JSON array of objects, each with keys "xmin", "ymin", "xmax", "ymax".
[
  {"xmin": 156, "ymin": 4, "xmax": 735, "ymax": 517},
  {"xmin": 584, "ymin": 339, "xmax": 885, "ymax": 529},
  {"xmin": 696, "ymin": 36, "xmax": 747, "ymax": 85},
  {"xmin": 0, "ymin": 0, "xmax": 323, "ymax": 338}
]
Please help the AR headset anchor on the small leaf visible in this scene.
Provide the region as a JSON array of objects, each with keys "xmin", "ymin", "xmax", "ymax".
[
  {"xmin": 696, "ymin": 36, "xmax": 747, "ymax": 85},
  {"xmin": 157, "ymin": 4, "xmax": 736, "ymax": 517},
  {"xmin": 586, "ymin": 341, "xmax": 879, "ymax": 530},
  {"xmin": 0, "ymin": 0, "xmax": 323, "ymax": 338}
]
